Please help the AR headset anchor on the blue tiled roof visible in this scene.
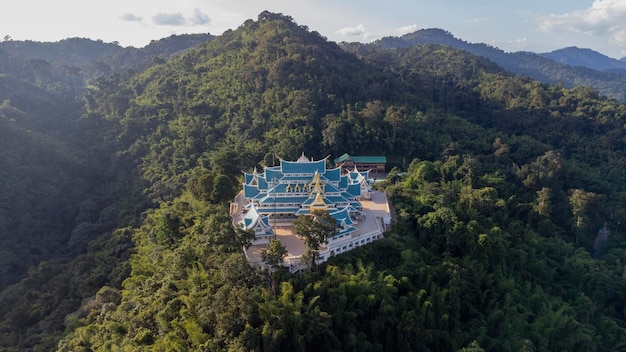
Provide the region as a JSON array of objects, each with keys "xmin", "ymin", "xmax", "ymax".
[
  {"xmin": 326, "ymin": 195, "xmax": 351, "ymax": 204},
  {"xmin": 257, "ymin": 177, "xmax": 268, "ymax": 190},
  {"xmin": 258, "ymin": 207, "xmax": 301, "ymax": 214},
  {"xmin": 244, "ymin": 172, "xmax": 255, "ymax": 184},
  {"xmin": 348, "ymin": 172, "xmax": 360, "ymax": 181},
  {"xmin": 323, "ymin": 183, "xmax": 342, "ymax": 194},
  {"xmin": 240, "ymin": 156, "xmax": 377, "ymax": 224},
  {"xmin": 330, "ymin": 207, "xmax": 354, "ymax": 226},
  {"xmin": 280, "ymin": 176, "xmax": 313, "ymax": 182},
  {"xmin": 341, "ymin": 191, "xmax": 356, "ymax": 200},
  {"xmin": 350, "ymin": 200, "xmax": 363, "ymax": 209},
  {"xmin": 264, "ymin": 168, "xmax": 283, "ymax": 183},
  {"xmin": 281, "ymin": 159, "xmax": 326, "ymax": 175},
  {"xmin": 244, "ymin": 184, "xmax": 260, "ymax": 198},
  {"xmin": 347, "ymin": 169, "xmax": 372, "ymax": 185},
  {"xmin": 295, "ymin": 209, "xmax": 311, "ymax": 215},
  {"xmin": 260, "ymin": 196, "xmax": 309, "ymax": 204},
  {"xmin": 324, "ymin": 167, "xmax": 341, "ymax": 182},
  {"xmin": 302, "ymin": 195, "xmax": 334, "ymax": 205},
  {"xmin": 243, "ymin": 205, "xmax": 262, "ymax": 229},
  {"xmin": 339, "ymin": 175, "xmax": 348, "ymax": 189},
  {"xmin": 346, "ymin": 183, "xmax": 361, "ymax": 197},
  {"xmin": 269, "ymin": 183, "xmax": 292, "ymax": 193}
]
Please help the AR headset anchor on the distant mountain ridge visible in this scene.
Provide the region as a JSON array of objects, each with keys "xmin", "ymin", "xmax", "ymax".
[
  {"xmin": 539, "ymin": 46, "xmax": 626, "ymax": 74},
  {"xmin": 0, "ymin": 33, "xmax": 214, "ymax": 92},
  {"xmin": 371, "ymin": 28, "xmax": 626, "ymax": 102}
]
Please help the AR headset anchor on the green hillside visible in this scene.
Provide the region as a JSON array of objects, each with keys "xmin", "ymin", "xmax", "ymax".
[{"xmin": 1, "ymin": 11, "xmax": 626, "ymax": 351}]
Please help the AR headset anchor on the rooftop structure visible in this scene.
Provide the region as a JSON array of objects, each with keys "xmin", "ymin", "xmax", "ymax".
[
  {"xmin": 334, "ymin": 153, "xmax": 387, "ymax": 178},
  {"xmin": 231, "ymin": 153, "xmax": 391, "ymax": 272}
]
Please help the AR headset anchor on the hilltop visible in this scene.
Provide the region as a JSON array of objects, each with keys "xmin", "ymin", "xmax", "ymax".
[
  {"xmin": 539, "ymin": 46, "xmax": 626, "ymax": 74},
  {"xmin": 1, "ymin": 12, "xmax": 626, "ymax": 351}
]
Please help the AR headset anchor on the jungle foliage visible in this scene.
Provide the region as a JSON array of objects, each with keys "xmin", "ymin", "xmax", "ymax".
[{"xmin": 1, "ymin": 11, "xmax": 626, "ymax": 351}]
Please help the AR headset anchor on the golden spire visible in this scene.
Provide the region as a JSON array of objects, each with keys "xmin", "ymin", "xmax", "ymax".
[{"xmin": 310, "ymin": 192, "xmax": 327, "ymax": 209}]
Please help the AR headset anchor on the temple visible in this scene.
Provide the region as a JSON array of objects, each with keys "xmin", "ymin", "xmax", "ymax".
[
  {"xmin": 238, "ymin": 153, "xmax": 372, "ymax": 245},
  {"xmin": 231, "ymin": 153, "xmax": 391, "ymax": 271}
]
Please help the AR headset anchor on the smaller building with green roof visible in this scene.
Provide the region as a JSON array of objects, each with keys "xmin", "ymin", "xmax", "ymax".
[{"xmin": 334, "ymin": 153, "xmax": 387, "ymax": 178}]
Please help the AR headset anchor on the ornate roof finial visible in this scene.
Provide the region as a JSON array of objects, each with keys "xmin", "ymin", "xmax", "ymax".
[{"xmin": 297, "ymin": 152, "xmax": 308, "ymax": 162}]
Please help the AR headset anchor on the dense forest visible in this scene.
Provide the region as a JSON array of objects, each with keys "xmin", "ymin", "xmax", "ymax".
[{"xmin": 2, "ymin": 11, "xmax": 626, "ymax": 351}]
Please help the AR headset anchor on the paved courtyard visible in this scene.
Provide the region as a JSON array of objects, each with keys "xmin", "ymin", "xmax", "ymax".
[{"xmin": 244, "ymin": 190, "xmax": 391, "ymax": 264}]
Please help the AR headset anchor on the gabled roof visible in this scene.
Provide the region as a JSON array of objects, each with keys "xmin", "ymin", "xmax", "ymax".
[
  {"xmin": 243, "ymin": 171, "xmax": 256, "ymax": 184},
  {"xmin": 330, "ymin": 206, "xmax": 358, "ymax": 237},
  {"xmin": 323, "ymin": 183, "xmax": 342, "ymax": 194},
  {"xmin": 257, "ymin": 176, "xmax": 268, "ymax": 190},
  {"xmin": 346, "ymin": 183, "xmax": 362, "ymax": 198},
  {"xmin": 242, "ymin": 204, "xmax": 261, "ymax": 227},
  {"xmin": 244, "ymin": 184, "xmax": 260, "ymax": 198},
  {"xmin": 268, "ymin": 183, "xmax": 293, "ymax": 193},
  {"xmin": 348, "ymin": 168, "xmax": 369, "ymax": 183},
  {"xmin": 339, "ymin": 175, "xmax": 348, "ymax": 189},
  {"xmin": 260, "ymin": 207, "xmax": 301, "ymax": 214},
  {"xmin": 330, "ymin": 206, "xmax": 355, "ymax": 226},
  {"xmin": 303, "ymin": 193, "xmax": 334, "ymax": 207},
  {"xmin": 325, "ymin": 195, "xmax": 352, "ymax": 205},
  {"xmin": 323, "ymin": 167, "xmax": 342, "ymax": 182},
  {"xmin": 241, "ymin": 153, "xmax": 373, "ymax": 218},
  {"xmin": 260, "ymin": 196, "xmax": 310, "ymax": 204},
  {"xmin": 310, "ymin": 193, "xmax": 328, "ymax": 208},
  {"xmin": 306, "ymin": 171, "xmax": 325, "ymax": 194},
  {"xmin": 281, "ymin": 176, "xmax": 313, "ymax": 183},
  {"xmin": 264, "ymin": 168, "xmax": 283, "ymax": 183},
  {"xmin": 241, "ymin": 205, "xmax": 274, "ymax": 237},
  {"xmin": 281, "ymin": 159, "xmax": 326, "ymax": 175}
]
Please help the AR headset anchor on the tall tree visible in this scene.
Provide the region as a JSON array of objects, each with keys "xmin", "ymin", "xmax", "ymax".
[
  {"xmin": 294, "ymin": 209, "xmax": 338, "ymax": 250},
  {"xmin": 293, "ymin": 209, "xmax": 338, "ymax": 269},
  {"xmin": 262, "ymin": 239, "xmax": 288, "ymax": 270}
]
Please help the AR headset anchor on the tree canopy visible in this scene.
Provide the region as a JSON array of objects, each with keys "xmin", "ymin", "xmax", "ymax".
[{"xmin": 1, "ymin": 11, "xmax": 626, "ymax": 352}]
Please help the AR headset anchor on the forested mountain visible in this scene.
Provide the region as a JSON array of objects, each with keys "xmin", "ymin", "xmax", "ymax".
[
  {"xmin": 2, "ymin": 11, "xmax": 626, "ymax": 351},
  {"xmin": 371, "ymin": 28, "xmax": 626, "ymax": 102},
  {"xmin": 0, "ymin": 32, "xmax": 215, "ymax": 291},
  {"xmin": 539, "ymin": 46, "xmax": 626, "ymax": 74},
  {"xmin": 0, "ymin": 33, "xmax": 213, "ymax": 95}
]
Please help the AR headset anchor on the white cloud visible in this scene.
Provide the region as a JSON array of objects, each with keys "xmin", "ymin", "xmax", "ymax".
[
  {"xmin": 489, "ymin": 37, "xmax": 529, "ymax": 52},
  {"xmin": 151, "ymin": 8, "xmax": 211, "ymax": 27},
  {"xmin": 152, "ymin": 12, "xmax": 187, "ymax": 26},
  {"xmin": 393, "ymin": 24, "xmax": 418, "ymax": 36},
  {"xmin": 120, "ymin": 13, "xmax": 143, "ymax": 22},
  {"xmin": 538, "ymin": 0, "xmax": 626, "ymax": 46},
  {"xmin": 466, "ymin": 18, "xmax": 488, "ymax": 24},
  {"xmin": 189, "ymin": 8, "xmax": 210, "ymax": 26},
  {"xmin": 335, "ymin": 24, "xmax": 366, "ymax": 36}
]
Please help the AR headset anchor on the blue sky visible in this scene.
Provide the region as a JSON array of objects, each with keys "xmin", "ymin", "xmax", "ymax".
[{"xmin": 3, "ymin": 0, "xmax": 626, "ymax": 58}]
